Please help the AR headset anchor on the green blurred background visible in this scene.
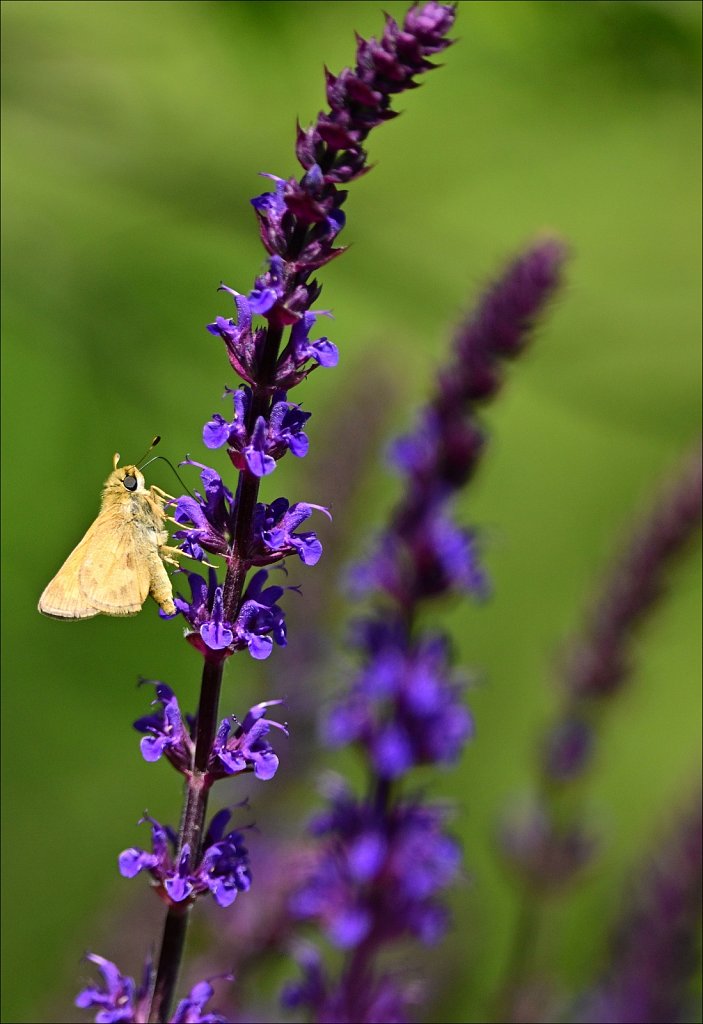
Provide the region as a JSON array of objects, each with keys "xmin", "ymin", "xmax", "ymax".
[{"xmin": 2, "ymin": 1, "xmax": 701, "ymax": 1021}]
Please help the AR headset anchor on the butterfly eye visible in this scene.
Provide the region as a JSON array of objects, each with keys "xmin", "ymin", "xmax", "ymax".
[{"xmin": 123, "ymin": 475, "xmax": 138, "ymax": 492}]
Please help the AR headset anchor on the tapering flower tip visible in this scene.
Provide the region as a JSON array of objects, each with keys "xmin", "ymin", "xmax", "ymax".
[
  {"xmin": 75, "ymin": 954, "xmax": 230, "ymax": 1023},
  {"xmin": 133, "ymin": 681, "xmax": 194, "ymax": 773},
  {"xmin": 248, "ymin": 2, "xmax": 455, "ymax": 295},
  {"xmin": 574, "ymin": 798, "xmax": 702, "ymax": 1024},
  {"xmin": 436, "ymin": 238, "xmax": 567, "ymax": 411},
  {"xmin": 203, "ymin": 385, "xmax": 311, "ymax": 478},
  {"xmin": 118, "ymin": 810, "xmax": 251, "ymax": 909},
  {"xmin": 252, "ymin": 497, "xmax": 331, "ymax": 567},
  {"xmin": 209, "ymin": 700, "xmax": 288, "ymax": 781},
  {"xmin": 500, "ymin": 800, "xmax": 596, "ymax": 891},
  {"xmin": 562, "ymin": 441, "xmax": 702, "ymax": 699},
  {"xmin": 290, "ymin": 783, "xmax": 460, "ymax": 948},
  {"xmin": 324, "ymin": 623, "xmax": 474, "ymax": 777}
]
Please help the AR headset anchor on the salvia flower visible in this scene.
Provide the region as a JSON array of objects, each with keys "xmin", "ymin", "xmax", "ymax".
[
  {"xmin": 119, "ymin": 809, "xmax": 251, "ymax": 908},
  {"xmin": 251, "ymin": 497, "xmax": 331, "ymax": 567},
  {"xmin": 171, "ymin": 567, "xmax": 288, "ymax": 660},
  {"xmin": 133, "ymin": 682, "xmax": 194, "ymax": 773},
  {"xmin": 209, "ymin": 700, "xmax": 288, "ymax": 782},
  {"xmin": 75, "ymin": 955, "xmax": 228, "ymax": 1024},
  {"xmin": 172, "ymin": 462, "xmax": 235, "ymax": 559},
  {"xmin": 76, "ymin": 4, "xmax": 462, "ymax": 1021},
  {"xmin": 203, "ymin": 386, "xmax": 311, "ymax": 477}
]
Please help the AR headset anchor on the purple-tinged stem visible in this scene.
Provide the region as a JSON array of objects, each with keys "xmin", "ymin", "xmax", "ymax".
[{"xmin": 148, "ymin": 658, "xmax": 223, "ymax": 1022}]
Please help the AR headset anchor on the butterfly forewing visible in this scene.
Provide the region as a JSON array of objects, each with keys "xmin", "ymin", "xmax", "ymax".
[{"xmin": 78, "ymin": 513, "xmax": 152, "ymax": 615}]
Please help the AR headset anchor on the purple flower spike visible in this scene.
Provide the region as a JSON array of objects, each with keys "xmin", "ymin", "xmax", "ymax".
[
  {"xmin": 76, "ymin": 955, "xmax": 229, "ymax": 1023},
  {"xmin": 209, "ymin": 699, "xmax": 288, "ymax": 782}
]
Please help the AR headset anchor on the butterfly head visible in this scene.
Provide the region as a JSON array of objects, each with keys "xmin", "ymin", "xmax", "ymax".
[{"xmin": 106, "ymin": 453, "xmax": 146, "ymax": 494}]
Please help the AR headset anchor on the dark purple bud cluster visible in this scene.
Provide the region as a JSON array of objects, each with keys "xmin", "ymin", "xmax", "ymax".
[{"xmin": 75, "ymin": 955, "xmax": 229, "ymax": 1024}]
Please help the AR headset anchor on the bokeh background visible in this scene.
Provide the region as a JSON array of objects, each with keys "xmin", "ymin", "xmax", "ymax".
[{"xmin": 2, "ymin": 1, "xmax": 701, "ymax": 1021}]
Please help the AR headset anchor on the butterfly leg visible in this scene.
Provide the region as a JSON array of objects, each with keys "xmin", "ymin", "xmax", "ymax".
[
  {"xmin": 151, "ymin": 485, "xmax": 176, "ymax": 501},
  {"xmin": 160, "ymin": 543, "xmax": 219, "ymax": 570}
]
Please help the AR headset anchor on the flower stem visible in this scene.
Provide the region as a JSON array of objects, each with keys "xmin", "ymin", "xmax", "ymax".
[
  {"xmin": 148, "ymin": 659, "xmax": 224, "ymax": 1022},
  {"xmin": 148, "ymin": 904, "xmax": 191, "ymax": 1024}
]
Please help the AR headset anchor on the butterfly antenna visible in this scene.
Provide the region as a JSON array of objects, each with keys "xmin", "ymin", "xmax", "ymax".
[
  {"xmin": 140, "ymin": 455, "xmax": 195, "ymax": 498},
  {"xmin": 135, "ymin": 435, "xmax": 162, "ymax": 467}
]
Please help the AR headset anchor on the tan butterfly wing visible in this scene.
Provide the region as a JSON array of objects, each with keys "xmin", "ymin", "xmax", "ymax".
[{"xmin": 38, "ymin": 511, "xmax": 151, "ymax": 619}]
